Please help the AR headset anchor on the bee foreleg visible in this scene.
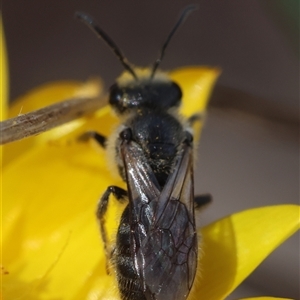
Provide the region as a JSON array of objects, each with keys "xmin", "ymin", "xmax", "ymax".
[
  {"xmin": 97, "ymin": 186, "xmax": 128, "ymax": 273},
  {"xmin": 194, "ymin": 194, "xmax": 212, "ymax": 210},
  {"xmin": 78, "ymin": 130, "xmax": 107, "ymax": 148}
]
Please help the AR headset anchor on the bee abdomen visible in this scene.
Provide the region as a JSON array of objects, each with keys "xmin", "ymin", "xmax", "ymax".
[{"xmin": 114, "ymin": 207, "xmax": 147, "ymax": 300}]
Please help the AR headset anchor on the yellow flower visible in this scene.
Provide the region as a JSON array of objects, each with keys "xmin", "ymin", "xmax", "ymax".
[{"xmin": 1, "ymin": 24, "xmax": 299, "ymax": 300}]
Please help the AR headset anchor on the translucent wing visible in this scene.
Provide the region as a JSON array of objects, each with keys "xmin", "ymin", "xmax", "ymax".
[{"xmin": 121, "ymin": 140, "xmax": 197, "ymax": 300}]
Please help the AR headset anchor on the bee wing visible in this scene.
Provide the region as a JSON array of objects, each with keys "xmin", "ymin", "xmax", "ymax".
[
  {"xmin": 121, "ymin": 140, "xmax": 161, "ymax": 216},
  {"xmin": 121, "ymin": 141, "xmax": 196, "ymax": 300}
]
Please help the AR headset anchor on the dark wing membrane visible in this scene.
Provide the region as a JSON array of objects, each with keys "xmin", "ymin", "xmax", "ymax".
[
  {"xmin": 121, "ymin": 141, "xmax": 196, "ymax": 300},
  {"xmin": 121, "ymin": 140, "xmax": 161, "ymax": 221}
]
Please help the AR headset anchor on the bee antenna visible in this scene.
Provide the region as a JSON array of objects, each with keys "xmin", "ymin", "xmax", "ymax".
[
  {"xmin": 75, "ymin": 12, "xmax": 138, "ymax": 80},
  {"xmin": 151, "ymin": 4, "xmax": 198, "ymax": 78}
]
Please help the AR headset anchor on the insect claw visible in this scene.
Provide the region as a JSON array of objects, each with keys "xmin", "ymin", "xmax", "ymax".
[{"xmin": 77, "ymin": 131, "xmax": 107, "ymax": 148}]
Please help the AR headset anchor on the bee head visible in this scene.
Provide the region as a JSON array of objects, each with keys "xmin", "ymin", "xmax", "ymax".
[
  {"xmin": 109, "ymin": 69, "xmax": 182, "ymax": 114},
  {"xmin": 76, "ymin": 5, "xmax": 197, "ymax": 113}
]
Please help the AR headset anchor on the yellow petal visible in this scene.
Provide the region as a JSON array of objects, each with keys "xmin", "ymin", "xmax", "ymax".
[
  {"xmin": 170, "ymin": 66, "xmax": 220, "ymax": 141},
  {"xmin": 7, "ymin": 79, "xmax": 102, "ymax": 117},
  {"xmin": 2, "ymin": 134, "xmax": 121, "ymax": 299},
  {"xmin": 1, "ymin": 16, "xmax": 8, "ymax": 120},
  {"xmin": 2, "ymin": 67, "xmax": 219, "ymax": 299},
  {"xmin": 170, "ymin": 66, "xmax": 221, "ymax": 117},
  {"xmin": 192, "ymin": 205, "xmax": 300, "ymax": 299}
]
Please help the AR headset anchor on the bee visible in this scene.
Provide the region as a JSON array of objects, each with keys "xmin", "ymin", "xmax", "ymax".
[
  {"xmin": 75, "ymin": 5, "xmax": 211, "ymax": 300},
  {"xmin": 1, "ymin": 5, "xmax": 212, "ymax": 300}
]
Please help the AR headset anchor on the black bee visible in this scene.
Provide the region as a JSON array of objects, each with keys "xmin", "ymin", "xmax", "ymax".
[{"xmin": 75, "ymin": 5, "xmax": 211, "ymax": 300}]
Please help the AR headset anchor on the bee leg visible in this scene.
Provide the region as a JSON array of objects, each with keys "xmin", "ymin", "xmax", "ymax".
[
  {"xmin": 187, "ymin": 113, "xmax": 205, "ymax": 126},
  {"xmin": 78, "ymin": 130, "xmax": 107, "ymax": 148},
  {"xmin": 97, "ymin": 186, "xmax": 128, "ymax": 274},
  {"xmin": 194, "ymin": 194, "xmax": 212, "ymax": 210}
]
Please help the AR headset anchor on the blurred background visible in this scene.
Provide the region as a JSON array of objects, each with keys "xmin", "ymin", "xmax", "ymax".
[{"xmin": 2, "ymin": 0, "xmax": 299, "ymax": 298}]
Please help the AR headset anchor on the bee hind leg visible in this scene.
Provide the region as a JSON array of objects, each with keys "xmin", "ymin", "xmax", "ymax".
[
  {"xmin": 194, "ymin": 194, "xmax": 212, "ymax": 210},
  {"xmin": 78, "ymin": 130, "xmax": 107, "ymax": 148},
  {"xmin": 97, "ymin": 186, "xmax": 128, "ymax": 274}
]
